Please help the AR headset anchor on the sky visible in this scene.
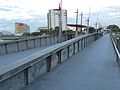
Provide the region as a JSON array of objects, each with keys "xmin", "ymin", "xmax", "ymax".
[{"xmin": 0, "ymin": 0, "xmax": 120, "ymax": 33}]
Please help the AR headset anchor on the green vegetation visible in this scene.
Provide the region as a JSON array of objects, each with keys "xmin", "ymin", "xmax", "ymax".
[
  {"xmin": 22, "ymin": 26, "xmax": 77, "ymax": 37},
  {"xmin": 22, "ymin": 32, "xmax": 31, "ymax": 36},
  {"xmin": 107, "ymin": 25, "xmax": 120, "ymax": 32},
  {"xmin": 107, "ymin": 25, "xmax": 120, "ymax": 38},
  {"xmin": 89, "ymin": 27, "xmax": 96, "ymax": 33},
  {"xmin": 83, "ymin": 26, "xmax": 96, "ymax": 33},
  {"xmin": 115, "ymin": 34, "xmax": 120, "ymax": 38},
  {"xmin": 62, "ymin": 30, "xmax": 75, "ymax": 35}
]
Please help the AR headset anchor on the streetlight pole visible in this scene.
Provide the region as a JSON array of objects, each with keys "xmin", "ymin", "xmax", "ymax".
[
  {"xmin": 87, "ymin": 7, "xmax": 91, "ymax": 34},
  {"xmin": 75, "ymin": 9, "xmax": 79, "ymax": 37},
  {"xmin": 87, "ymin": 19, "xmax": 89, "ymax": 34},
  {"xmin": 95, "ymin": 22, "xmax": 97, "ymax": 32},
  {"xmin": 96, "ymin": 14, "xmax": 98, "ymax": 32},
  {"xmin": 58, "ymin": 0, "xmax": 62, "ymax": 43},
  {"xmin": 80, "ymin": 12, "xmax": 83, "ymax": 33}
]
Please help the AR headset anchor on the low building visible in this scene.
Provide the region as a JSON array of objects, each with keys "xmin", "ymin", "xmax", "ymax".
[
  {"xmin": 67, "ymin": 24, "xmax": 86, "ymax": 31},
  {"xmin": 15, "ymin": 23, "xmax": 30, "ymax": 36}
]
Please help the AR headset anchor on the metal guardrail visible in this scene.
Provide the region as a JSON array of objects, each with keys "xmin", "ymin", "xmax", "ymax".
[{"xmin": 110, "ymin": 33, "xmax": 120, "ymax": 66}]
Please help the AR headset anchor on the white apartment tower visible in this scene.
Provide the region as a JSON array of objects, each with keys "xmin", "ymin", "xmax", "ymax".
[{"xmin": 47, "ymin": 9, "xmax": 67, "ymax": 31}]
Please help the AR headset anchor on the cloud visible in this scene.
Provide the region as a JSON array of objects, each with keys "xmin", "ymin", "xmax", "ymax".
[
  {"xmin": 0, "ymin": 0, "xmax": 120, "ymax": 33},
  {"xmin": 0, "ymin": 8, "xmax": 11, "ymax": 11},
  {"xmin": 0, "ymin": 27, "xmax": 12, "ymax": 30},
  {"xmin": 76, "ymin": 6, "xmax": 120, "ymax": 27}
]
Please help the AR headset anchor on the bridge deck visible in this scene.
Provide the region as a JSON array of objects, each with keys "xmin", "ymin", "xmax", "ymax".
[{"xmin": 23, "ymin": 34, "xmax": 120, "ymax": 90}]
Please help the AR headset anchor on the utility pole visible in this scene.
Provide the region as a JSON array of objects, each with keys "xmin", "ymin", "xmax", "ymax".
[
  {"xmin": 75, "ymin": 9, "xmax": 79, "ymax": 37},
  {"xmin": 87, "ymin": 19, "xmax": 89, "ymax": 34},
  {"xmin": 95, "ymin": 22, "xmax": 97, "ymax": 32},
  {"xmin": 96, "ymin": 14, "xmax": 98, "ymax": 32},
  {"xmin": 80, "ymin": 12, "xmax": 83, "ymax": 33},
  {"xmin": 87, "ymin": 7, "xmax": 91, "ymax": 34},
  {"xmin": 58, "ymin": 0, "xmax": 62, "ymax": 43}
]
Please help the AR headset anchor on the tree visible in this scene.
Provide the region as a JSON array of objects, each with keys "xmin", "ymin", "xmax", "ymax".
[
  {"xmin": 54, "ymin": 26, "xmax": 59, "ymax": 35},
  {"xmin": 22, "ymin": 32, "xmax": 30, "ymax": 36},
  {"xmin": 89, "ymin": 27, "xmax": 96, "ymax": 33},
  {"xmin": 107, "ymin": 25, "xmax": 120, "ymax": 32},
  {"xmin": 97, "ymin": 27, "xmax": 103, "ymax": 32},
  {"xmin": 31, "ymin": 32, "xmax": 41, "ymax": 36}
]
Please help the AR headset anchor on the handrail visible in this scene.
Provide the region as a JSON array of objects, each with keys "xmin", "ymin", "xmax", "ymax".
[{"xmin": 110, "ymin": 33, "xmax": 120, "ymax": 65}]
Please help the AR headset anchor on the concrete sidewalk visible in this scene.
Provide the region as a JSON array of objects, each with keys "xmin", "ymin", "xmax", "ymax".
[{"xmin": 23, "ymin": 34, "xmax": 120, "ymax": 90}]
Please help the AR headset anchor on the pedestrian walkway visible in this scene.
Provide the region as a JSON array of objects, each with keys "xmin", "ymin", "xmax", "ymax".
[
  {"xmin": 23, "ymin": 34, "xmax": 120, "ymax": 90},
  {"xmin": 0, "ymin": 44, "xmax": 56, "ymax": 67}
]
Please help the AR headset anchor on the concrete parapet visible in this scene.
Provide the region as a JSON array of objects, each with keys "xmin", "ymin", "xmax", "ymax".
[{"xmin": 0, "ymin": 35, "xmax": 65, "ymax": 55}]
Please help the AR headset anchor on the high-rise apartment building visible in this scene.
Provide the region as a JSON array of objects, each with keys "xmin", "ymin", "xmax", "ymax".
[
  {"xmin": 47, "ymin": 9, "xmax": 67, "ymax": 31},
  {"xmin": 15, "ymin": 23, "xmax": 30, "ymax": 36}
]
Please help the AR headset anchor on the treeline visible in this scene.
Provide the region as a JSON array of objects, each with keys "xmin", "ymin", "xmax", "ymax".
[
  {"xmin": 23, "ymin": 26, "xmax": 99, "ymax": 36},
  {"xmin": 22, "ymin": 27, "xmax": 77, "ymax": 36},
  {"xmin": 24, "ymin": 24, "xmax": 120, "ymax": 37},
  {"xmin": 107, "ymin": 25, "xmax": 120, "ymax": 32}
]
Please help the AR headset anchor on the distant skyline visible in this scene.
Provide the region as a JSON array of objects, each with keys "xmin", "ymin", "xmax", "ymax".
[{"xmin": 0, "ymin": 0, "xmax": 120, "ymax": 33}]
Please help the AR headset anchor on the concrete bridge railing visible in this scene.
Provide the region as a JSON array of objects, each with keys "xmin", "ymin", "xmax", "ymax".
[
  {"xmin": 0, "ymin": 34, "xmax": 74, "ymax": 55},
  {"xmin": 0, "ymin": 33, "xmax": 102, "ymax": 90}
]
